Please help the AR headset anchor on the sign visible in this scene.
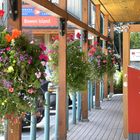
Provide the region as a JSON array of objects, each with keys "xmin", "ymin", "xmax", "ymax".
[
  {"xmin": 22, "ymin": 16, "xmax": 58, "ymax": 27},
  {"xmin": 130, "ymin": 49, "xmax": 140, "ymax": 61},
  {"xmin": 22, "ymin": 5, "xmax": 58, "ymax": 27}
]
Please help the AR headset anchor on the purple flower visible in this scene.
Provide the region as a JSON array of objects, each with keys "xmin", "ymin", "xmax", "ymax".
[
  {"xmin": 3, "ymin": 80, "xmax": 12, "ymax": 88},
  {"xmin": 20, "ymin": 55, "xmax": 25, "ymax": 61}
]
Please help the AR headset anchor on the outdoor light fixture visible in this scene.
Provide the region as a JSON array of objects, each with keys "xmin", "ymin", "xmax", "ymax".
[
  {"xmin": 59, "ymin": 18, "xmax": 66, "ymax": 36},
  {"xmin": 9, "ymin": 0, "xmax": 18, "ymax": 21},
  {"xmin": 83, "ymin": 30, "xmax": 88, "ymax": 43},
  {"xmin": 97, "ymin": 36, "xmax": 100, "ymax": 45}
]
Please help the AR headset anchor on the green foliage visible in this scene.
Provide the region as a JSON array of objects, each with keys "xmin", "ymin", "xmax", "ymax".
[
  {"xmin": 48, "ymin": 40, "xmax": 90, "ymax": 92},
  {"xmin": 130, "ymin": 32, "xmax": 140, "ymax": 49},
  {"xmin": 0, "ymin": 29, "xmax": 47, "ymax": 119},
  {"xmin": 114, "ymin": 71, "xmax": 123, "ymax": 93},
  {"xmin": 67, "ymin": 41, "xmax": 90, "ymax": 92}
]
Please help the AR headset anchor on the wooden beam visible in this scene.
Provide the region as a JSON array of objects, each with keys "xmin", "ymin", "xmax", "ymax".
[
  {"xmin": 123, "ymin": 26, "xmax": 130, "ymax": 138},
  {"xmin": 129, "ymin": 24, "xmax": 140, "ymax": 32},
  {"xmin": 103, "ymin": 15, "xmax": 109, "ymax": 98},
  {"xmin": 22, "ymin": 28, "xmax": 74, "ymax": 34},
  {"xmin": 81, "ymin": 0, "xmax": 88, "ymax": 121},
  {"xmin": 58, "ymin": 0, "xmax": 67, "ymax": 139},
  {"xmin": 23, "ymin": 0, "xmax": 111, "ymax": 42},
  {"xmin": 95, "ymin": 4, "xmax": 101, "ymax": 109}
]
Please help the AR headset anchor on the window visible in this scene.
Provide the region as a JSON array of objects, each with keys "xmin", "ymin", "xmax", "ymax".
[{"xmin": 67, "ymin": 0, "xmax": 81, "ymax": 19}]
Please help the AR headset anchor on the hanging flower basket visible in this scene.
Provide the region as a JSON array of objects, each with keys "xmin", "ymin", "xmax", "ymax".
[
  {"xmin": 106, "ymin": 47, "xmax": 117, "ymax": 78},
  {"xmin": 88, "ymin": 44, "xmax": 107, "ymax": 80},
  {"xmin": 0, "ymin": 28, "xmax": 48, "ymax": 120},
  {"xmin": 47, "ymin": 34, "xmax": 90, "ymax": 92}
]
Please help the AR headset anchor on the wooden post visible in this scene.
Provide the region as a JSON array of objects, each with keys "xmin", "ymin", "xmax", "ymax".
[
  {"xmin": 123, "ymin": 26, "xmax": 130, "ymax": 138},
  {"xmin": 7, "ymin": 0, "xmax": 22, "ymax": 140},
  {"xmin": 95, "ymin": 4, "xmax": 101, "ymax": 109},
  {"xmin": 58, "ymin": 0, "xmax": 67, "ymax": 139},
  {"xmin": 7, "ymin": 0, "xmax": 22, "ymax": 30},
  {"xmin": 103, "ymin": 15, "xmax": 109, "ymax": 98},
  {"xmin": 110, "ymin": 23, "xmax": 114, "ymax": 96},
  {"xmin": 81, "ymin": 0, "xmax": 89, "ymax": 121},
  {"xmin": 7, "ymin": 119, "xmax": 22, "ymax": 140}
]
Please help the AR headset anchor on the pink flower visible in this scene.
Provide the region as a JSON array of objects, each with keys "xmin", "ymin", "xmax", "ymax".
[
  {"xmin": 39, "ymin": 43, "xmax": 46, "ymax": 51},
  {"xmin": 113, "ymin": 61, "xmax": 116, "ymax": 64},
  {"xmin": 39, "ymin": 54, "xmax": 49, "ymax": 62},
  {"xmin": 94, "ymin": 41, "xmax": 98, "ymax": 46},
  {"xmin": 35, "ymin": 72, "xmax": 41, "ymax": 78},
  {"xmin": 28, "ymin": 59, "xmax": 32, "ymax": 64},
  {"xmin": 76, "ymin": 32, "xmax": 81, "ymax": 39},
  {"xmin": 97, "ymin": 55, "xmax": 101, "ymax": 59},
  {"xmin": 27, "ymin": 88, "xmax": 34, "ymax": 94},
  {"xmin": 5, "ymin": 47, "xmax": 10, "ymax": 51},
  {"xmin": 48, "ymin": 50, "xmax": 55, "ymax": 54},
  {"xmin": 103, "ymin": 60, "xmax": 107, "ymax": 63},
  {"xmin": 69, "ymin": 34, "xmax": 74, "ymax": 41},
  {"xmin": 88, "ymin": 47, "xmax": 96, "ymax": 56}
]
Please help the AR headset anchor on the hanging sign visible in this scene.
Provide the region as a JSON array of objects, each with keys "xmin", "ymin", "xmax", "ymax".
[{"xmin": 130, "ymin": 49, "xmax": 140, "ymax": 61}]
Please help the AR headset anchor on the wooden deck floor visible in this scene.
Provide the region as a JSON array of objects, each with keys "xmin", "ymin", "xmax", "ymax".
[{"xmin": 67, "ymin": 94, "xmax": 127, "ymax": 140}]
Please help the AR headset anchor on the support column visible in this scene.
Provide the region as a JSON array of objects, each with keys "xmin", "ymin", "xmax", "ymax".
[
  {"xmin": 123, "ymin": 26, "xmax": 130, "ymax": 139},
  {"xmin": 95, "ymin": 4, "xmax": 101, "ymax": 109},
  {"xmin": 103, "ymin": 15, "xmax": 109, "ymax": 98},
  {"xmin": 7, "ymin": 0, "xmax": 22, "ymax": 30},
  {"xmin": 58, "ymin": 0, "xmax": 67, "ymax": 139},
  {"xmin": 81, "ymin": 0, "xmax": 88, "ymax": 121},
  {"xmin": 110, "ymin": 23, "xmax": 114, "ymax": 96},
  {"xmin": 7, "ymin": 0, "xmax": 22, "ymax": 140}
]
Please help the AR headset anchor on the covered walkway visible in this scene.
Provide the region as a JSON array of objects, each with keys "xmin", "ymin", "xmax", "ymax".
[{"xmin": 68, "ymin": 95, "xmax": 127, "ymax": 140}]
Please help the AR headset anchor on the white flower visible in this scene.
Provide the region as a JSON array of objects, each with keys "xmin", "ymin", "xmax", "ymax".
[
  {"xmin": 41, "ymin": 61, "xmax": 46, "ymax": 66},
  {"xmin": 35, "ymin": 72, "xmax": 41, "ymax": 79},
  {"xmin": 10, "ymin": 39, "xmax": 15, "ymax": 46}
]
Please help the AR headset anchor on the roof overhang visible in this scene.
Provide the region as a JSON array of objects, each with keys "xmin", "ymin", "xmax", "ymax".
[{"xmin": 93, "ymin": 0, "xmax": 140, "ymax": 23}]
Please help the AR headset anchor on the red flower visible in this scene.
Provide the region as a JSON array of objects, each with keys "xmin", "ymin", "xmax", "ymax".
[
  {"xmin": 9, "ymin": 88, "xmax": 14, "ymax": 93},
  {"xmin": 69, "ymin": 34, "xmax": 74, "ymax": 41},
  {"xmin": 39, "ymin": 54, "xmax": 49, "ymax": 62},
  {"xmin": 93, "ymin": 41, "xmax": 98, "ymax": 46},
  {"xmin": 27, "ymin": 88, "xmax": 34, "ymax": 94},
  {"xmin": 0, "ymin": 10, "xmax": 4, "ymax": 17},
  {"xmin": 39, "ymin": 43, "xmax": 46, "ymax": 51},
  {"xmin": 76, "ymin": 32, "xmax": 81, "ymax": 39},
  {"xmin": 5, "ymin": 47, "xmax": 10, "ymax": 51}
]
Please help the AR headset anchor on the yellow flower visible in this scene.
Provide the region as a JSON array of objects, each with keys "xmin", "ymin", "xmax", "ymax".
[{"xmin": 7, "ymin": 66, "xmax": 14, "ymax": 73}]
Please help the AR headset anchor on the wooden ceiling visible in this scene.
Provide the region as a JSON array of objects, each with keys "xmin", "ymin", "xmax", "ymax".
[{"xmin": 92, "ymin": 0, "xmax": 140, "ymax": 22}]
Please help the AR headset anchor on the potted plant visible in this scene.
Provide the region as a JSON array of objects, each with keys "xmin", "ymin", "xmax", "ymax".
[{"xmin": 0, "ymin": 28, "xmax": 48, "ymax": 123}]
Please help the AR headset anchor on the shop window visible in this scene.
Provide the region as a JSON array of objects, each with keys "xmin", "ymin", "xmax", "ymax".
[{"xmin": 67, "ymin": 0, "xmax": 81, "ymax": 19}]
